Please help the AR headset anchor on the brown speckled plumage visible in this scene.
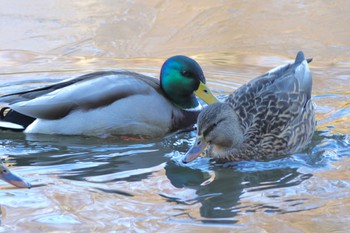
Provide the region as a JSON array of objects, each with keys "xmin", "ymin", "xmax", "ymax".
[{"xmin": 185, "ymin": 51, "xmax": 316, "ymax": 163}]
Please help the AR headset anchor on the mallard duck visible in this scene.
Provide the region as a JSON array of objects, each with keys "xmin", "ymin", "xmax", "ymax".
[
  {"xmin": 0, "ymin": 55, "xmax": 218, "ymax": 137},
  {"xmin": 183, "ymin": 51, "xmax": 315, "ymax": 163},
  {"xmin": 0, "ymin": 161, "xmax": 31, "ymax": 188}
]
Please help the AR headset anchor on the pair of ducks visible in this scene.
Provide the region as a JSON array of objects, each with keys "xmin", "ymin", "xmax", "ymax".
[{"xmin": 0, "ymin": 52, "xmax": 315, "ymax": 188}]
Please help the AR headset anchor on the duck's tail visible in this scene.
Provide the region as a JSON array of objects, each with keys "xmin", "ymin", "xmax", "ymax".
[
  {"xmin": 295, "ymin": 51, "xmax": 313, "ymax": 63},
  {"xmin": 294, "ymin": 51, "xmax": 313, "ymax": 99},
  {"xmin": 0, "ymin": 107, "xmax": 35, "ymax": 131},
  {"xmin": 267, "ymin": 51, "xmax": 313, "ymax": 101}
]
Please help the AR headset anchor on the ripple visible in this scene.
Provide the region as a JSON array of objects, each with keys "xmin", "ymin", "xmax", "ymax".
[
  {"xmin": 0, "ymin": 1, "xmax": 349, "ymax": 230},
  {"xmin": 86, "ymin": 163, "xmax": 166, "ymax": 183}
]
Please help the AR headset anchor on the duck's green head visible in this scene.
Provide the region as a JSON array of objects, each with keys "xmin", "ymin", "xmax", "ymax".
[{"xmin": 160, "ymin": 55, "xmax": 218, "ymax": 109}]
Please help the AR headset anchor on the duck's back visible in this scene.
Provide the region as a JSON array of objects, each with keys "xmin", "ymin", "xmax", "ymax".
[{"xmin": 227, "ymin": 51, "xmax": 315, "ymax": 159}]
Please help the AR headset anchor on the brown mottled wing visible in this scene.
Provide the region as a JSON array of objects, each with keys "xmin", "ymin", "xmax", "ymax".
[
  {"xmin": 227, "ymin": 52, "xmax": 314, "ymax": 155},
  {"xmin": 280, "ymin": 98, "xmax": 315, "ymax": 153},
  {"xmin": 227, "ymin": 75, "xmax": 304, "ymax": 151}
]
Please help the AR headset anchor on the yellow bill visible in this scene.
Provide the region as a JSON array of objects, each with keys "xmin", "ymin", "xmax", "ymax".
[{"xmin": 194, "ymin": 81, "xmax": 218, "ymax": 105}]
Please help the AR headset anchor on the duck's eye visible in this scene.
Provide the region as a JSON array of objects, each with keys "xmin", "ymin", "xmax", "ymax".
[
  {"xmin": 181, "ymin": 70, "xmax": 191, "ymax": 77},
  {"xmin": 213, "ymin": 118, "xmax": 225, "ymax": 128}
]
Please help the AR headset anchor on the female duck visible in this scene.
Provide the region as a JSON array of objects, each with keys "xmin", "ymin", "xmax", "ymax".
[
  {"xmin": 0, "ymin": 55, "xmax": 218, "ymax": 137},
  {"xmin": 183, "ymin": 51, "xmax": 315, "ymax": 163}
]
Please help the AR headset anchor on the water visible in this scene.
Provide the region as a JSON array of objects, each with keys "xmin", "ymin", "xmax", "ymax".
[{"xmin": 1, "ymin": 1, "xmax": 350, "ymax": 232}]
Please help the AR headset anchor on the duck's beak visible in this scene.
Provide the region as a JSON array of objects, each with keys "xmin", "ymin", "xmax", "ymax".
[
  {"xmin": 182, "ymin": 135, "xmax": 207, "ymax": 163},
  {"xmin": 194, "ymin": 81, "xmax": 218, "ymax": 105},
  {"xmin": 0, "ymin": 162, "xmax": 31, "ymax": 188}
]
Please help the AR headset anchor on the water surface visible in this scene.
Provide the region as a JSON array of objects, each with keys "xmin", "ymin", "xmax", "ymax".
[{"xmin": 0, "ymin": 1, "xmax": 350, "ymax": 232}]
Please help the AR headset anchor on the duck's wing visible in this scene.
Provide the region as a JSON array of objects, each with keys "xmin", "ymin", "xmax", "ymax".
[
  {"xmin": 1, "ymin": 71, "xmax": 161, "ymax": 120},
  {"xmin": 229, "ymin": 51, "xmax": 312, "ymax": 104},
  {"xmin": 0, "ymin": 71, "xmax": 117, "ymax": 104},
  {"xmin": 264, "ymin": 51, "xmax": 312, "ymax": 99},
  {"xmin": 228, "ymin": 51, "xmax": 313, "ymax": 139}
]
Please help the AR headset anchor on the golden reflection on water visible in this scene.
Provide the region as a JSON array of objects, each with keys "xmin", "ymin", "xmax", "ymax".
[
  {"xmin": 0, "ymin": 0, "xmax": 350, "ymax": 232},
  {"xmin": 238, "ymin": 158, "xmax": 350, "ymax": 233}
]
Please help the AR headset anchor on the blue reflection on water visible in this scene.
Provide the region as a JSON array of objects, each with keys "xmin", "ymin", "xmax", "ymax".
[{"xmin": 1, "ymin": 122, "xmax": 350, "ymax": 221}]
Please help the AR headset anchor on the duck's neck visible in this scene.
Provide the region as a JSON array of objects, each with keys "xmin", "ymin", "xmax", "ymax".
[
  {"xmin": 210, "ymin": 106, "xmax": 245, "ymax": 159},
  {"xmin": 168, "ymin": 94, "xmax": 200, "ymax": 110},
  {"xmin": 160, "ymin": 79, "xmax": 200, "ymax": 109}
]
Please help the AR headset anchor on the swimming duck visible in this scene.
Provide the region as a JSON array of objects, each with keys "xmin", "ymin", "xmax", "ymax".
[
  {"xmin": 0, "ymin": 55, "xmax": 218, "ymax": 137},
  {"xmin": 183, "ymin": 51, "xmax": 315, "ymax": 163},
  {"xmin": 0, "ymin": 161, "xmax": 31, "ymax": 188}
]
